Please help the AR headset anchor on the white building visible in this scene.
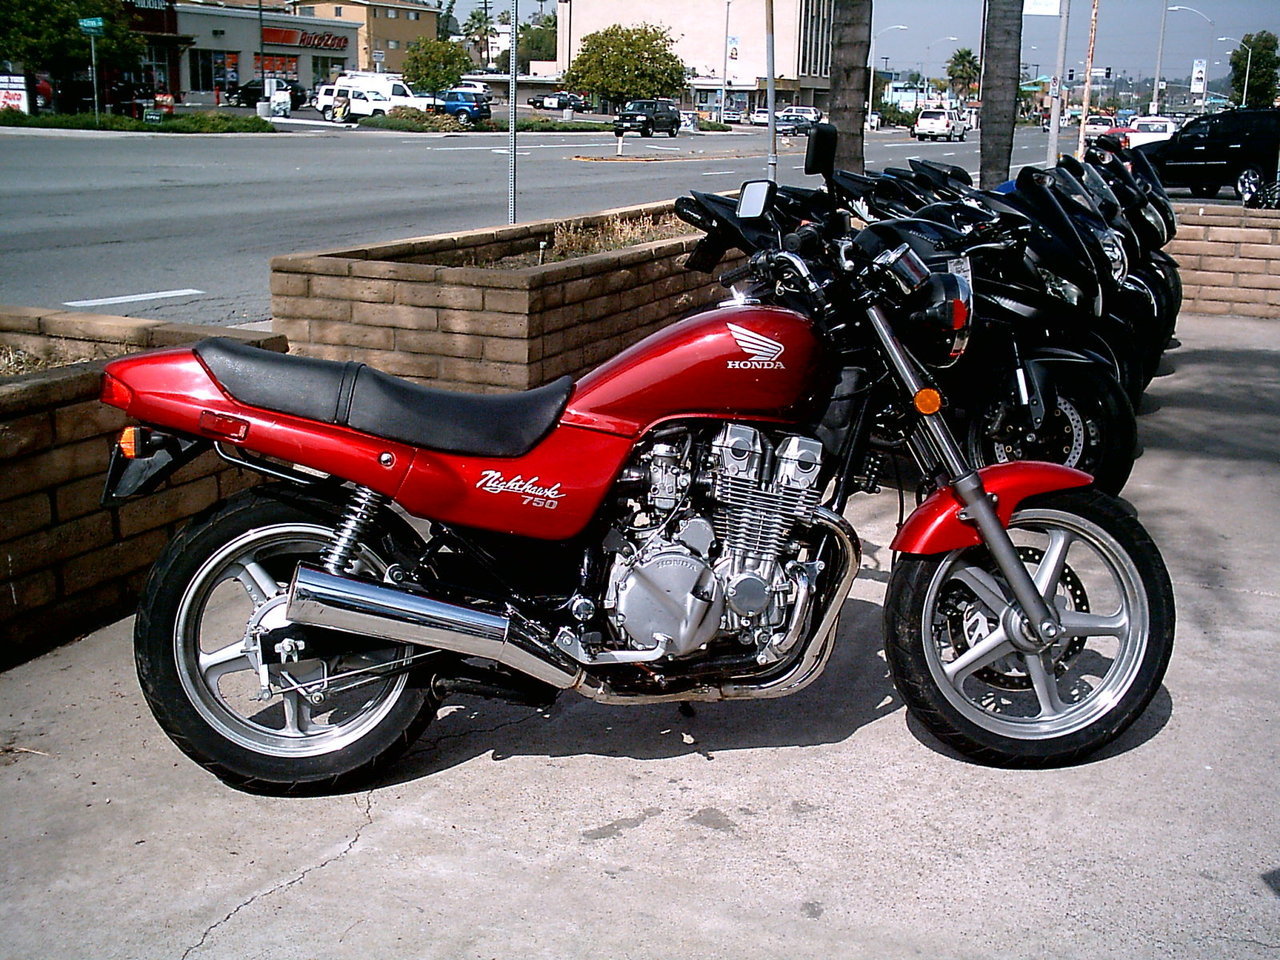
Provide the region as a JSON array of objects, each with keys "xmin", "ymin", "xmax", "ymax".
[{"xmin": 554, "ymin": 0, "xmax": 833, "ymax": 113}]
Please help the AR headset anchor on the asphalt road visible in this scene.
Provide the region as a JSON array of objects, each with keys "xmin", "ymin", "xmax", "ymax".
[{"xmin": 0, "ymin": 123, "xmax": 1057, "ymax": 326}]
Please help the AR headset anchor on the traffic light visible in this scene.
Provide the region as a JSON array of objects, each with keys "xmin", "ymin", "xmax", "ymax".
[
  {"xmin": 1104, "ymin": 66, "xmax": 1112, "ymax": 80},
  {"xmin": 1067, "ymin": 68, "xmax": 1075, "ymax": 82}
]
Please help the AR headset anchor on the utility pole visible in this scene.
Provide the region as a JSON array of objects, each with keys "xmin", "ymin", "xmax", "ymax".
[
  {"xmin": 1047, "ymin": 0, "xmax": 1070, "ymax": 165},
  {"xmin": 1075, "ymin": 0, "xmax": 1099, "ymax": 157}
]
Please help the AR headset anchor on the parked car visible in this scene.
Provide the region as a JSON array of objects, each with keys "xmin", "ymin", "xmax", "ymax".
[
  {"xmin": 613, "ymin": 98, "xmax": 681, "ymax": 137},
  {"xmin": 434, "ymin": 89, "xmax": 492, "ymax": 123},
  {"xmin": 229, "ymin": 79, "xmax": 308, "ymax": 109},
  {"xmin": 323, "ymin": 86, "xmax": 392, "ymax": 120},
  {"xmin": 317, "ymin": 74, "xmax": 429, "ymax": 116},
  {"xmin": 1125, "ymin": 116, "xmax": 1179, "ymax": 149},
  {"xmin": 865, "ymin": 111, "xmax": 882, "ymax": 131},
  {"xmin": 721, "ymin": 108, "xmax": 743, "ymax": 123},
  {"xmin": 1082, "ymin": 114, "xmax": 1114, "ymax": 140},
  {"xmin": 454, "ymin": 80, "xmax": 493, "ymax": 102},
  {"xmin": 528, "ymin": 91, "xmax": 587, "ymax": 111},
  {"xmin": 779, "ymin": 105, "xmax": 822, "ymax": 124},
  {"xmin": 912, "ymin": 108, "xmax": 967, "ymax": 141},
  {"xmin": 1136, "ymin": 107, "xmax": 1280, "ymax": 199},
  {"xmin": 776, "ymin": 114, "xmax": 812, "ymax": 136},
  {"xmin": 749, "ymin": 107, "xmax": 771, "ymax": 125}
]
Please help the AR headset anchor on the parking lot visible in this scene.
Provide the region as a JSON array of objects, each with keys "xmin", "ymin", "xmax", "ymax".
[{"xmin": 1, "ymin": 310, "xmax": 1277, "ymax": 960}]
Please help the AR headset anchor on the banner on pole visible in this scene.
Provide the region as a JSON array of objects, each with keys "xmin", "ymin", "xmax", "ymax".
[{"xmin": 1190, "ymin": 59, "xmax": 1207, "ymax": 94}]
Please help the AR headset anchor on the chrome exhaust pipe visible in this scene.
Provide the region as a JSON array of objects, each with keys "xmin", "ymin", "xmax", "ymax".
[{"xmin": 286, "ymin": 564, "xmax": 585, "ymax": 691}]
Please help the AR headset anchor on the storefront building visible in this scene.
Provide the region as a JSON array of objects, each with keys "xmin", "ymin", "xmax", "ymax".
[
  {"xmin": 284, "ymin": 1, "xmax": 441, "ymax": 75},
  {"xmin": 125, "ymin": 0, "xmax": 188, "ymax": 94},
  {"xmin": 176, "ymin": 2, "xmax": 360, "ymax": 96}
]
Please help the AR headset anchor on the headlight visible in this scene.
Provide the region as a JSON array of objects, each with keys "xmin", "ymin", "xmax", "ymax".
[
  {"xmin": 1039, "ymin": 269, "xmax": 1085, "ymax": 306},
  {"xmin": 1139, "ymin": 203, "xmax": 1168, "ymax": 246},
  {"xmin": 1099, "ymin": 229, "xmax": 1127, "ymax": 282},
  {"xmin": 899, "ymin": 272, "xmax": 972, "ymax": 369}
]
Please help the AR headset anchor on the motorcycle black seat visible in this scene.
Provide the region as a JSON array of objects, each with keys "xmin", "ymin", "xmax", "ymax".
[{"xmin": 193, "ymin": 337, "xmax": 573, "ymax": 458}]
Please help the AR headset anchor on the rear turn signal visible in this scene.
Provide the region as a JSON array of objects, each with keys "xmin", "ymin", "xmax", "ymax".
[
  {"xmin": 119, "ymin": 426, "xmax": 144, "ymax": 459},
  {"xmin": 913, "ymin": 388, "xmax": 943, "ymax": 415}
]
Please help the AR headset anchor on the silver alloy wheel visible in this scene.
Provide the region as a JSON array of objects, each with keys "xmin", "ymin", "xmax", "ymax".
[
  {"xmin": 1237, "ymin": 166, "xmax": 1262, "ymax": 201},
  {"xmin": 918, "ymin": 506, "xmax": 1149, "ymax": 739},
  {"xmin": 173, "ymin": 523, "xmax": 411, "ymax": 758}
]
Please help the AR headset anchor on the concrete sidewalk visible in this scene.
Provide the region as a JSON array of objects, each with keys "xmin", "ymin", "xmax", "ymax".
[{"xmin": 1, "ymin": 314, "xmax": 1278, "ymax": 959}]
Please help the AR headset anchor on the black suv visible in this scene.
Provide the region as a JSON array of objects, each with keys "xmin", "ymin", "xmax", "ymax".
[
  {"xmin": 228, "ymin": 79, "xmax": 309, "ymax": 109},
  {"xmin": 613, "ymin": 99, "xmax": 681, "ymax": 138},
  {"xmin": 1136, "ymin": 108, "xmax": 1280, "ymax": 199}
]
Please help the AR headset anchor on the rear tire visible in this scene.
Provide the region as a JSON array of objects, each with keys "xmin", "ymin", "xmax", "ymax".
[
  {"xmin": 640, "ymin": 124, "xmax": 653, "ymax": 138},
  {"xmin": 965, "ymin": 363, "xmax": 1136, "ymax": 495},
  {"xmin": 885, "ymin": 487, "xmax": 1174, "ymax": 767},
  {"xmin": 134, "ymin": 487, "xmax": 438, "ymax": 794},
  {"xmin": 1234, "ymin": 165, "xmax": 1263, "ymax": 201}
]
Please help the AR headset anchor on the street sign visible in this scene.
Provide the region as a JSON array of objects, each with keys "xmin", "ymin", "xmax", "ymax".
[
  {"xmin": 1023, "ymin": 0, "xmax": 1061, "ymax": 14},
  {"xmin": 1190, "ymin": 59, "xmax": 1207, "ymax": 95},
  {"xmin": 78, "ymin": 17, "xmax": 105, "ymax": 36},
  {"xmin": 1049, "ymin": 75, "xmax": 1060, "ymax": 97},
  {"xmin": 371, "ymin": 50, "xmax": 385, "ymax": 62}
]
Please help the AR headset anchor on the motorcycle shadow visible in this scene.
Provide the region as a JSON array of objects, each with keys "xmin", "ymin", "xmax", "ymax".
[{"xmin": 378, "ymin": 597, "xmax": 901, "ymax": 787}]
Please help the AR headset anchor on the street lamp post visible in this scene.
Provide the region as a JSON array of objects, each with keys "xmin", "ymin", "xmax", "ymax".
[
  {"xmin": 720, "ymin": 0, "xmax": 732, "ymax": 122},
  {"xmin": 921, "ymin": 36, "xmax": 957, "ymax": 109},
  {"xmin": 1167, "ymin": 6, "xmax": 1215, "ymax": 108},
  {"xmin": 868, "ymin": 24, "xmax": 908, "ymax": 114},
  {"xmin": 1217, "ymin": 36, "xmax": 1253, "ymax": 106}
]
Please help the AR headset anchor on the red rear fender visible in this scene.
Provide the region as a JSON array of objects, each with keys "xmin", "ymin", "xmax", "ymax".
[{"xmin": 890, "ymin": 462, "xmax": 1093, "ymax": 555}]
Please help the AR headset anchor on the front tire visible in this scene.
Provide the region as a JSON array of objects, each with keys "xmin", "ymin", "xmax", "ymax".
[
  {"xmin": 885, "ymin": 488, "xmax": 1174, "ymax": 767},
  {"xmin": 134, "ymin": 487, "xmax": 438, "ymax": 793},
  {"xmin": 965, "ymin": 363, "xmax": 1136, "ymax": 495}
]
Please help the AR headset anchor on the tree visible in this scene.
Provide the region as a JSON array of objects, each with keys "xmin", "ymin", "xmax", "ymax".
[
  {"xmin": 978, "ymin": 0, "xmax": 1023, "ymax": 189},
  {"xmin": 517, "ymin": 14, "xmax": 556, "ymax": 74},
  {"xmin": 0, "ymin": 0, "xmax": 143, "ymax": 108},
  {"xmin": 436, "ymin": 0, "xmax": 460, "ymax": 41},
  {"xmin": 561, "ymin": 24, "xmax": 686, "ymax": 105},
  {"xmin": 463, "ymin": 9, "xmax": 497, "ymax": 66},
  {"xmin": 946, "ymin": 47, "xmax": 981, "ymax": 100},
  {"xmin": 828, "ymin": 0, "xmax": 872, "ymax": 173},
  {"xmin": 1229, "ymin": 30, "xmax": 1279, "ymax": 109},
  {"xmin": 401, "ymin": 37, "xmax": 473, "ymax": 94}
]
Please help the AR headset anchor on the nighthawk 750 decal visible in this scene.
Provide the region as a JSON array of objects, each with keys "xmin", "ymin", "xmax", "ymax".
[{"xmin": 726, "ymin": 323, "xmax": 786, "ymax": 369}]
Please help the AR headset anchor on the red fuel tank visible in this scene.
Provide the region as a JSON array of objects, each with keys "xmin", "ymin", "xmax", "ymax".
[{"xmin": 562, "ymin": 304, "xmax": 825, "ymax": 437}]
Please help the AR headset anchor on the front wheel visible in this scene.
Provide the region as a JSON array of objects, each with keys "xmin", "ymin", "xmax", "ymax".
[
  {"xmin": 885, "ymin": 487, "xmax": 1175, "ymax": 767},
  {"xmin": 640, "ymin": 124, "xmax": 653, "ymax": 138},
  {"xmin": 134, "ymin": 487, "xmax": 438, "ymax": 793},
  {"xmin": 964, "ymin": 363, "xmax": 1136, "ymax": 495}
]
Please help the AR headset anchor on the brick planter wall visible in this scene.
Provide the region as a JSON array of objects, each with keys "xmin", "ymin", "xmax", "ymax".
[
  {"xmin": 270, "ymin": 200, "xmax": 744, "ymax": 393},
  {"xmin": 0, "ymin": 308, "xmax": 286, "ymax": 669},
  {"xmin": 1168, "ymin": 203, "xmax": 1280, "ymax": 318}
]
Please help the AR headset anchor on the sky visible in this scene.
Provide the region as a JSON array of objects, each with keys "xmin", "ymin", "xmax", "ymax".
[{"xmin": 450, "ymin": 0, "xmax": 1277, "ymax": 85}]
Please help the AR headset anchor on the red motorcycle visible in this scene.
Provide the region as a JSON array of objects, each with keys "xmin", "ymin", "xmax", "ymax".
[{"xmin": 100, "ymin": 148, "xmax": 1174, "ymax": 793}]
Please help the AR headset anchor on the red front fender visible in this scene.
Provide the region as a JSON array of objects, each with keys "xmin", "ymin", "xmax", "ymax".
[{"xmin": 890, "ymin": 462, "xmax": 1093, "ymax": 555}]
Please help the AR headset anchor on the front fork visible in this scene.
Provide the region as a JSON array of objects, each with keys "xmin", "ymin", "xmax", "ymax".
[{"xmin": 865, "ymin": 305, "xmax": 1063, "ymax": 650}]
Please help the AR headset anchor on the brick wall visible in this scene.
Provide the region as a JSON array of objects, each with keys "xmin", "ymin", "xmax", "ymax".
[
  {"xmin": 271, "ymin": 200, "xmax": 743, "ymax": 393},
  {"xmin": 1168, "ymin": 203, "xmax": 1280, "ymax": 318},
  {"xmin": 0, "ymin": 308, "xmax": 285, "ymax": 668}
]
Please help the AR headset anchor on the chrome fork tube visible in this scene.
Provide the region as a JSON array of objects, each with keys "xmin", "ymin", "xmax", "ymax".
[{"xmin": 864, "ymin": 306, "xmax": 1060, "ymax": 644}]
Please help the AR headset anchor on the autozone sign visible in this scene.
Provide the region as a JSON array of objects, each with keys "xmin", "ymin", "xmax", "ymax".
[{"xmin": 261, "ymin": 27, "xmax": 350, "ymax": 50}]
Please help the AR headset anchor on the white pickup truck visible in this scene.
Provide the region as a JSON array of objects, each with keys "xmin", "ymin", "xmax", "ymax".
[{"xmin": 912, "ymin": 109, "xmax": 968, "ymax": 142}]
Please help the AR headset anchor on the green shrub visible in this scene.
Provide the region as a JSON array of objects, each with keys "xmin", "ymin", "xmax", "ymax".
[
  {"xmin": 876, "ymin": 104, "xmax": 919, "ymax": 129},
  {"xmin": 699, "ymin": 120, "xmax": 731, "ymax": 132},
  {"xmin": 477, "ymin": 115, "xmax": 611, "ymax": 133},
  {"xmin": 359, "ymin": 108, "xmax": 468, "ymax": 132},
  {"xmin": 0, "ymin": 108, "xmax": 273, "ymax": 133}
]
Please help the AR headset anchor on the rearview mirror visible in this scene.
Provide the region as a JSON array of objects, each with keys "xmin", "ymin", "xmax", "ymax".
[
  {"xmin": 736, "ymin": 180, "xmax": 777, "ymax": 219},
  {"xmin": 805, "ymin": 122, "xmax": 838, "ymax": 178}
]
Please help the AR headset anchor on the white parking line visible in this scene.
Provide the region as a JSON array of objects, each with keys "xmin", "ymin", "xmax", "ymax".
[
  {"xmin": 490, "ymin": 149, "xmax": 531, "ymax": 155},
  {"xmin": 700, "ymin": 170, "xmax": 737, "ymax": 175},
  {"xmin": 64, "ymin": 288, "xmax": 204, "ymax": 307},
  {"xmin": 943, "ymin": 152, "xmax": 956, "ymax": 156},
  {"xmin": 644, "ymin": 144, "xmax": 682, "ymax": 151}
]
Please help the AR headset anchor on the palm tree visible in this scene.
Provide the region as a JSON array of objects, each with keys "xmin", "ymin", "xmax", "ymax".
[
  {"xmin": 946, "ymin": 47, "xmax": 980, "ymax": 100},
  {"xmin": 829, "ymin": 0, "xmax": 872, "ymax": 173},
  {"xmin": 978, "ymin": 0, "xmax": 1022, "ymax": 188},
  {"xmin": 463, "ymin": 9, "xmax": 497, "ymax": 66}
]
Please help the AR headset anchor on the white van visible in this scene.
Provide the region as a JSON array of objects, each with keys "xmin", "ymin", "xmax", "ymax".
[{"xmin": 316, "ymin": 72, "xmax": 431, "ymax": 119}]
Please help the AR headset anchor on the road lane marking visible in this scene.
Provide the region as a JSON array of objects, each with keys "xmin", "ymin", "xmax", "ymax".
[
  {"xmin": 64, "ymin": 288, "xmax": 204, "ymax": 307},
  {"xmin": 701, "ymin": 170, "xmax": 737, "ymax": 175}
]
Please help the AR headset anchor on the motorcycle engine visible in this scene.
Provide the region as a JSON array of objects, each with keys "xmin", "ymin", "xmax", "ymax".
[{"xmin": 598, "ymin": 424, "xmax": 825, "ymax": 664}]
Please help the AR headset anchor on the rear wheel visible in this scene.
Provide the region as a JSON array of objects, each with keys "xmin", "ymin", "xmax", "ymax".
[
  {"xmin": 667, "ymin": 126, "xmax": 678, "ymax": 138},
  {"xmin": 885, "ymin": 487, "xmax": 1174, "ymax": 766},
  {"xmin": 965, "ymin": 363, "xmax": 1136, "ymax": 495},
  {"xmin": 640, "ymin": 124, "xmax": 653, "ymax": 138},
  {"xmin": 134, "ymin": 487, "xmax": 438, "ymax": 794}
]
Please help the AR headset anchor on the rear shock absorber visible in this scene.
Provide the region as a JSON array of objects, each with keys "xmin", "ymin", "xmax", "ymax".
[{"xmin": 323, "ymin": 486, "xmax": 390, "ymax": 575}]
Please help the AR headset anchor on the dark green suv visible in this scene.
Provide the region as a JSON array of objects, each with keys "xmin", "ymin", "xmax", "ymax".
[
  {"xmin": 613, "ymin": 99, "xmax": 681, "ymax": 138},
  {"xmin": 1137, "ymin": 108, "xmax": 1280, "ymax": 199}
]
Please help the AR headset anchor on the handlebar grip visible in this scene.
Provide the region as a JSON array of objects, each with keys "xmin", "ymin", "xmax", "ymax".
[
  {"xmin": 719, "ymin": 260, "xmax": 756, "ymax": 287},
  {"xmin": 782, "ymin": 224, "xmax": 822, "ymax": 255}
]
